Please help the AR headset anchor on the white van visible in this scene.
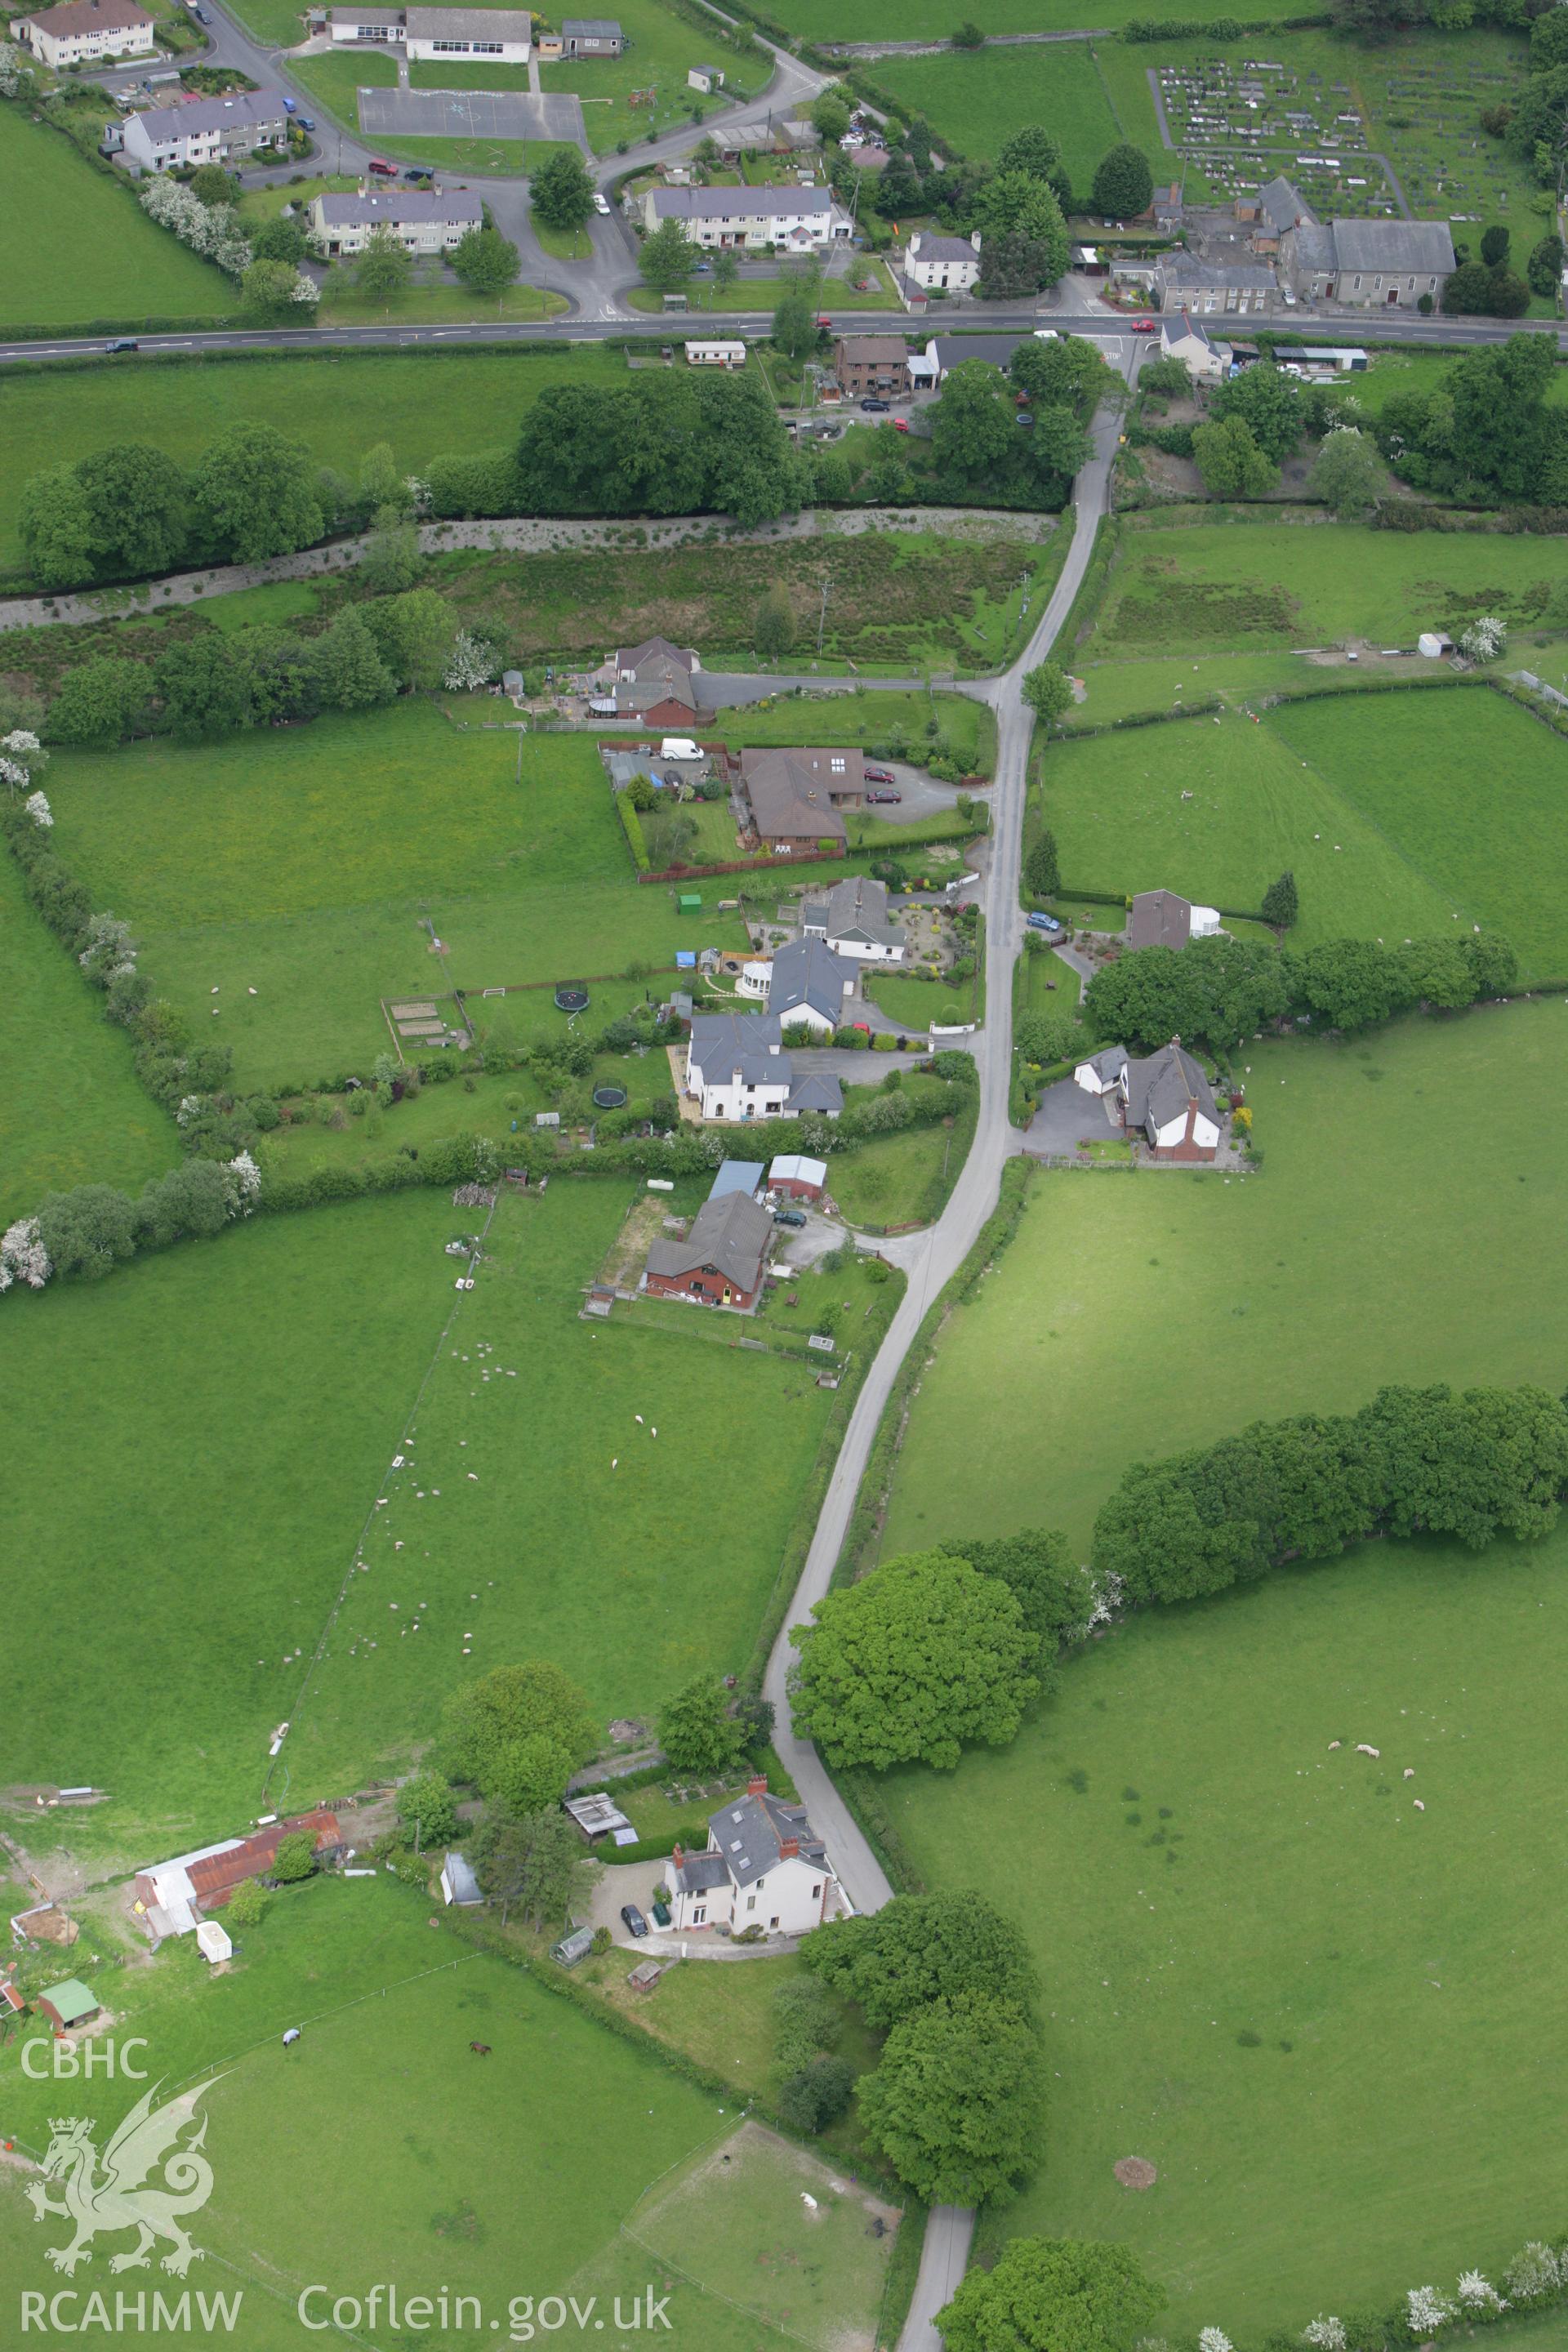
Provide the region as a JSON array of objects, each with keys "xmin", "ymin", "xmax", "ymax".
[{"xmin": 659, "ymin": 737, "xmax": 702, "ymax": 761}]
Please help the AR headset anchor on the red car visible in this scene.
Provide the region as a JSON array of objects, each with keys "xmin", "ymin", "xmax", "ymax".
[
  {"xmin": 866, "ymin": 787, "xmax": 902, "ymax": 803},
  {"xmin": 368, "ymin": 157, "xmax": 398, "ymax": 176},
  {"xmin": 892, "ymin": 416, "xmax": 910, "ymax": 432},
  {"xmin": 863, "ymin": 767, "xmax": 895, "ymax": 785},
  {"xmin": 1132, "ymin": 316, "xmax": 1156, "ymax": 333}
]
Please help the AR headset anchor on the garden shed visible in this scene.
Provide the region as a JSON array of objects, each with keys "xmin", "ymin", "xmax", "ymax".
[{"xmin": 38, "ymin": 1979, "xmax": 100, "ymax": 2034}]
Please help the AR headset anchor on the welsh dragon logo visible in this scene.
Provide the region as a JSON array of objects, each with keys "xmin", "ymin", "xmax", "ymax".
[{"xmin": 25, "ymin": 2078, "xmax": 225, "ymax": 2277}]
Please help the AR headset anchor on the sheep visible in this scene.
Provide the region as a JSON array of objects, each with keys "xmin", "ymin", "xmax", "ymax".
[
  {"xmin": 1356, "ymin": 1744, "xmax": 1379, "ymax": 1757},
  {"xmin": 1403, "ymin": 1767, "xmax": 1414, "ymax": 1780},
  {"xmin": 1414, "ymin": 1798, "xmax": 1425, "ymax": 1811}
]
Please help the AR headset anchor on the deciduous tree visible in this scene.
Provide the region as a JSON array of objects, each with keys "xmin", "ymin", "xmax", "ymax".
[
  {"xmin": 933, "ymin": 359, "xmax": 1017, "ymax": 482},
  {"xmin": 354, "ymin": 225, "xmax": 413, "ymax": 310},
  {"xmin": 1307, "ymin": 425, "xmax": 1383, "ymax": 516},
  {"xmin": 451, "ymin": 225, "xmax": 520, "ymax": 300},
  {"xmin": 440, "ymin": 1659, "xmax": 598, "ymax": 1788},
  {"xmin": 639, "ymin": 216, "xmax": 697, "ymax": 296},
  {"xmin": 189, "ymin": 422, "xmax": 323, "ymax": 564},
  {"xmin": 658, "ymin": 1675, "xmax": 746, "ymax": 1775},
  {"xmin": 938, "ymin": 2237, "xmax": 1166, "ymax": 2352},
  {"xmin": 800, "ymin": 1891, "xmax": 1039, "ymax": 2027},
  {"xmin": 1022, "ymin": 662, "xmax": 1073, "ymax": 728},
  {"xmin": 76, "ymin": 443, "xmax": 189, "ymax": 578},
  {"xmin": 858, "ymin": 1993, "xmax": 1045, "ymax": 2205},
  {"xmin": 531, "ymin": 148, "xmax": 595, "ymax": 234},
  {"xmin": 1089, "ymin": 141, "xmax": 1153, "ymax": 221},
  {"xmin": 1192, "ymin": 414, "xmax": 1280, "ymax": 498}
]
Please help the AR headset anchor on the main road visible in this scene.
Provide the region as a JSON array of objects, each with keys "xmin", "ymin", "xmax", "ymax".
[{"xmin": 760, "ymin": 335, "xmax": 1139, "ymax": 2352}]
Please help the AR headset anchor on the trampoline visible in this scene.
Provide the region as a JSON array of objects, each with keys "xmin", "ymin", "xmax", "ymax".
[
  {"xmin": 554, "ymin": 987, "xmax": 590, "ymax": 1013},
  {"xmin": 593, "ymin": 1085, "xmax": 629, "ymax": 1110}
]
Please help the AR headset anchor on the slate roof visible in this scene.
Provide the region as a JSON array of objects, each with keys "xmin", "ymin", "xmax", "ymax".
[
  {"xmin": 822, "ymin": 875, "xmax": 903, "ymax": 951},
  {"xmin": 21, "ymin": 1, "xmax": 154, "ymax": 33},
  {"xmin": 837, "ymin": 333, "xmax": 909, "ymax": 366},
  {"xmin": 1122, "ymin": 1041, "xmax": 1217, "ymax": 1137},
  {"xmin": 644, "ymin": 1191, "xmax": 773, "ymax": 1292},
  {"xmin": 786, "ymin": 1072, "xmax": 843, "ymax": 1116},
  {"xmin": 1167, "ymin": 310, "xmax": 1214, "ymax": 350},
  {"xmin": 1257, "ymin": 174, "xmax": 1312, "ymax": 232},
  {"xmin": 708, "ymin": 1790, "xmax": 826, "ymax": 1884},
  {"xmin": 930, "ymin": 332, "xmax": 1030, "ymax": 373},
  {"xmin": 1330, "ymin": 217, "xmax": 1454, "ymax": 276},
  {"xmin": 1156, "ymin": 259, "xmax": 1276, "ymax": 292},
  {"xmin": 689, "ymin": 1012, "xmax": 782, "ymax": 1088},
  {"xmin": 670, "ymin": 1848, "xmax": 728, "ymax": 1894},
  {"xmin": 317, "ymin": 189, "xmax": 483, "ymax": 228},
  {"xmin": 132, "ymin": 90, "xmax": 286, "ymax": 138},
  {"xmin": 910, "ymin": 231, "xmax": 978, "ymax": 262},
  {"xmin": 650, "ymin": 185, "xmax": 831, "ymax": 220},
  {"xmin": 1126, "ymin": 889, "xmax": 1192, "ymax": 951},
  {"xmin": 1078, "ymin": 1045, "xmax": 1127, "ymax": 1082},
  {"xmin": 768, "ymin": 938, "xmax": 854, "ymax": 1026},
  {"xmin": 1287, "ymin": 222, "xmax": 1338, "ymax": 276},
  {"xmin": 617, "ymin": 634, "xmax": 691, "ymax": 673},
  {"xmin": 708, "ymin": 1159, "xmax": 765, "ymax": 1202},
  {"xmin": 563, "ymin": 15, "xmax": 621, "ymax": 33},
  {"xmin": 621, "ymin": 653, "xmax": 697, "ymax": 713}
]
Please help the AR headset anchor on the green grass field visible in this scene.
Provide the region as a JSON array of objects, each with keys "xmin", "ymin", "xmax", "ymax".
[
  {"xmin": 0, "ymin": 1872, "xmax": 795, "ymax": 2350},
  {"xmin": 539, "ymin": 0, "xmax": 763, "ymax": 154},
  {"xmin": 0, "ymin": 345, "xmax": 626, "ymax": 586},
  {"xmin": 315, "ymin": 266, "xmax": 566, "ymax": 327},
  {"xmin": 626, "ymin": 261, "xmax": 900, "ymax": 312},
  {"xmin": 0, "ymin": 105, "xmax": 231, "ymax": 331},
  {"xmin": 767, "ymin": 0, "xmax": 1303, "ymax": 37},
  {"xmin": 45, "ymin": 702, "xmax": 747, "ymax": 1089},
  {"xmin": 0, "ymin": 1179, "xmax": 844, "ymax": 1849},
  {"xmin": 873, "ymin": 1002, "xmax": 1568, "ymax": 2328},
  {"xmin": 1089, "ymin": 519, "xmax": 1568, "ymax": 656},
  {"xmin": 0, "ymin": 844, "xmax": 177, "ymax": 1225},
  {"xmin": 870, "ymin": 41, "xmax": 1119, "ymax": 186}
]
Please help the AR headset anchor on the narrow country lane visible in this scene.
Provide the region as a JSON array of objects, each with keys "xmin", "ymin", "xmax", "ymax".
[{"xmin": 758, "ymin": 341, "xmax": 1140, "ymax": 2352}]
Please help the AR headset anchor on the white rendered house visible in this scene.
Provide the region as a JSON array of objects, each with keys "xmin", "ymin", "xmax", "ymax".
[{"xmin": 668, "ymin": 1780, "xmax": 838, "ymax": 1936}]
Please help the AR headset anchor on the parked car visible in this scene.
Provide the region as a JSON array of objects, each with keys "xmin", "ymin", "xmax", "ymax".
[
  {"xmin": 866, "ymin": 787, "xmax": 901, "ymax": 803},
  {"xmin": 403, "ymin": 166, "xmax": 431, "ymax": 180},
  {"xmin": 859, "ymin": 396, "xmax": 890, "ymax": 412},
  {"xmin": 892, "ymin": 416, "xmax": 910, "ymax": 433},
  {"xmin": 815, "ymin": 312, "xmax": 832, "ymax": 327},
  {"xmin": 773, "ymin": 1208, "xmax": 807, "ymax": 1228},
  {"xmin": 621, "ymin": 1904, "xmax": 649, "ymax": 1939},
  {"xmin": 368, "ymin": 157, "xmax": 398, "ymax": 176},
  {"xmin": 282, "ymin": 95, "xmax": 297, "ymax": 112},
  {"xmin": 593, "ymin": 191, "xmax": 611, "ymax": 214},
  {"xmin": 106, "ymin": 338, "xmax": 140, "ymax": 354},
  {"xmin": 863, "ymin": 766, "xmax": 895, "ymax": 785},
  {"xmin": 1132, "ymin": 316, "xmax": 1156, "ymax": 333},
  {"xmin": 1027, "ymin": 910, "xmax": 1063, "ymax": 934},
  {"xmin": 298, "ymin": 116, "xmax": 315, "ymax": 131},
  {"xmin": 190, "ymin": 4, "xmax": 209, "ymax": 18}
]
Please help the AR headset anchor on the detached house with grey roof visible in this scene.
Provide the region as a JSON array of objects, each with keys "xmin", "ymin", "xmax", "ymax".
[
  {"xmin": 668, "ymin": 1776, "xmax": 839, "ymax": 1936},
  {"xmin": 803, "ymin": 875, "xmax": 906, "ymax": 963},
  {"xmin": 684, "ymin": 1013, "xmax": 844, "ymax": 1124},
  {"xmin": 644, "ymin": 1189, "xmax": 774, "ymax": 1312},
  {"xmin": 1074, "ymin": 1038, "xmax": 1221, "ymax": 1162}
]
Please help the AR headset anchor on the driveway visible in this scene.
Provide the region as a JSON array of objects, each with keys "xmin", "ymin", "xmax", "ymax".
[
  {"xmin": 581, "ymin": 1858, "xmax": 803, "ymax": 1960},
  {"xmin": 1024, "ymin": 1075, "xmax": 1113, "ymax": 1158}
]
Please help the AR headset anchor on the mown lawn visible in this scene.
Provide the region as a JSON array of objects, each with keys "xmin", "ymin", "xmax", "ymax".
[
  {"xmin": 871, "ymin": 40, "xmax": 1118, "ymax": 185},
  {"xmin": 626, "ymin": 261, "xmax": 901, "ymax": 313},
  {"xmin": 723, "ymin": 689, "xmax": 997, "ymax": 777},
  {"xmin": 539, "ymin": 0, "xmax": 764, "ymax": 154},
  {"xmin": 1089, "ymin": 519, "xmax": 1568, "ymax": 654},
  {"xmin": 0, "ymin": 345, "xmax": 626, "ymax": 586},
  {"xmin": 0, "ymin": 104, "xmax": 231, "ymax": 332},
  {"xmin": 44, "ymin": 702, "xmax": 748, "ymax": 1088},
  {"xmin": 0, "ymin": 845, "xmax": 177, "ymax": 1225},
  {"xmin": 875, "ymin": 1002, "xmax": 1568, "ymax": 2330},
  {"xmin": 316, "ymin": 267, "xmax": 566, "ymax": 327},
  {"xmin": 0, "ymin": 1180, "xmax": 840, "ymax": 1851}
]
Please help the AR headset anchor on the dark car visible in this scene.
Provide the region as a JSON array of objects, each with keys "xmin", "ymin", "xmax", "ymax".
[
  {"xmin": 860, "ymin": 396, "xmax": 890, "ymax": 412},
  {"xmin": 866, "ymin": 787, "xmax": 901, "ymax": 804},
  {"xmin": 298, "ymin": 116, "xmax": 316, "ymax": 131},
  {"xmin": 773, "ymin": 1207, "xmax": 807, "ymax": 1228},
  {"xmin": 863, "ymin": 766, "xmax": 895, "ymax": 785},
  {"xmin": 621, "ymin": 1904, "xmax": 649, "ymax": 1939},
  {"xmin": 106, "ymin": 338, "xmax": 140, "ymax": 354},
  {"xmin": 191, "ymin": 4, "xmax": 210, "ymax": 18}
]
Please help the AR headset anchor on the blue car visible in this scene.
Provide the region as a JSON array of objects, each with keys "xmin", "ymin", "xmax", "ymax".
[{"xmin": 1027, "ymin": 911, "xmax": 1062, "ymax": 935}]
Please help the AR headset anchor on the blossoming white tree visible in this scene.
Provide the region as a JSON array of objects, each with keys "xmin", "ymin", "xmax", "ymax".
[
  {"xmin": 291, "ymin": 272, "xmax": 320, "ymax": 305},
  {"xmin": 78, "ymin": 912, "xmax": 136, "ymax": 985},
  {"xmin": 0, "ymin": 1217, "xmax": 51, "ymax": 1293},
  {"xmin": 1457, "ymin": 2274, "xmax": 1506, "ymax": 2314},
  {"xmin": 24, "ymin": 790, "xmax": 53, "ymax": 827},
  {"xmin": 1459, "ymin": 616, "xmax": 1505, "ymax": 662},
  {"xmin": 1198, "ymin": 2328, "xmax": 1233, "ymax": 2352},
  {"xmin": 225, "ymin": 1152, "xmax": 262, "ymax": 1214},
  {"xmin": 443, "ymin": 630, "xmax": 500, "ymax": 693},
  {"xmin": 0, "ymin": 42, "xmax": 28, "ymax": 95},
  {"xmin": 1304, "ymin": 2316, "xmax": 1347, "ymax": 2350},
  {"xmin": 1505, "ymin": 2246, "xmax": 1561, "ymax": 2305}
]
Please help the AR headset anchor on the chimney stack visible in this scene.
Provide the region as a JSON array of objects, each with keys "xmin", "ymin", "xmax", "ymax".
[
  {"xmin": 747, "ymin": 1775, "xmax": 768, "ymax": 1797},
  {"xmin": 778, "ymin": 1836, "xmax": 800, "ymax": 1860},
  {"xmin": 671, "ymin": 1841, "xmax": 684, "ymax": 1870}
]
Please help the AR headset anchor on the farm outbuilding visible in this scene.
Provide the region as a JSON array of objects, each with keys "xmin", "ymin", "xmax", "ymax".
[
  {"xmin": 562, "ymin": 1792, "xmax": 636, "ymax": 1845},
  {"xmin": 196, "ymin": 1920, "xmax": 233, "ymax": 1965},
  {"xmin": 38, "ymin": 1980, "xmax": 100, "ymax": 2034},
  {"xmin": 440, "ymin": 1852, "xmax": 483, "ymax": 1906},
  {"xmin": 768, "ymin": 1154, "xmax": 826, "ymax": 1203}
]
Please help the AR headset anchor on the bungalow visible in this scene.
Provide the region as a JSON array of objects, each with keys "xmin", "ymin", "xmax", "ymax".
[
  {"xmin": 667, "ymin": 1777, "xmax": 837, "ymax": 1936},
  {"xmin": 802, "ymin": 875, "xmax": 905, "ymax": 962},
  {"xmin": 684, "ymin": 1012, "xmax": 843, "ymax": 1123},
  {"xmin": 1281, "ymin": 216, "xmax": 1454, "ymax": 309},
  {"xmin": 329, "ymin": 5, "xmax": 533, "ymax": 59},
  {"xmin": 768, "ymin": 1152, "xmax": 826, "ymax": 1204},
  {"xmin": 121, "ymin": 90, "xmax": 290, "ymax": 172},
  {"xmin": 310, "ymin": 189, "xmax": 483, "ymax": 256},
  {"xmin": 559, "ymin": 14, "xmax": 622, "ymax": 52},
  {"xmin": 1160, "ymin": 310, "xmax": 1232, "ymax": 386},
  {"xmin": 1080, "ymin": 1039, "xmax": 1222, "ymax": 1163},
  {"xmin": 15, "ymin": 0, "xmax": 154, "ymax": 70},
  {"xmin": 742, "ymin": 743, "xmax": 863, "ymax": 811},
  {"xmin": 644, "ymin": 1189, "xmax": 775, "ymax": 1311},
  {"xmin": 739, "ymin": 753, "xmax": 848, "ymax": 854},
  {"xmin": 133, "ymin": 1811, "xmax": 344, "ymax": 1936},
  {"xmin": 769, "ymin": 938, "xmax": 857, "ymax": 1036},
  {"xmin": 642, "ymin": 185, "xmax": 851, "ymax": 252},
  {"xmin": 37, "ymin": 1980, "xmax": 100, "ymax": 2035},
  {"xmin": 1126, "ymin": 889, "xmax": 1220, "ymax": 952},
  {"xmin": 904, "ymin": 229, "xmax": 981, "ymax": 294},
  {"xmin": 835, "ymin": 334, "xmax": 911, "ymax": 399}
]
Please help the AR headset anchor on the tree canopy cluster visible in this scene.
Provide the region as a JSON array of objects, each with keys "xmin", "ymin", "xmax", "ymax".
[
  {"xmin": 514, "ymin": 370, "xmax": 798, "ymax": 528},
  {"xmin": 924, "ymin": 336, "xmax": 1116, "ymax": 512},
  {"xmin": 1369, "ymin": 334, "xmax": 1568, "ymax": 504},
  {"xmin": 1094, "ymin": 1383, "xmax": 1568, "ymax": 1606},
  {"xmin": 439, "ymin": 1659, "xmax": 599, "ymax": 1820},
  {"xmin": 1083, "ymin": 926, "xmax": 1517, "ymax": 1054},
  {"xmin": 938, "ymin": 2237, "xmax": 1166, "ymax": 2352},
  {"xmin": 801, "ymin": 1892, "xmax": 1046, "ymax": 2206}
]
